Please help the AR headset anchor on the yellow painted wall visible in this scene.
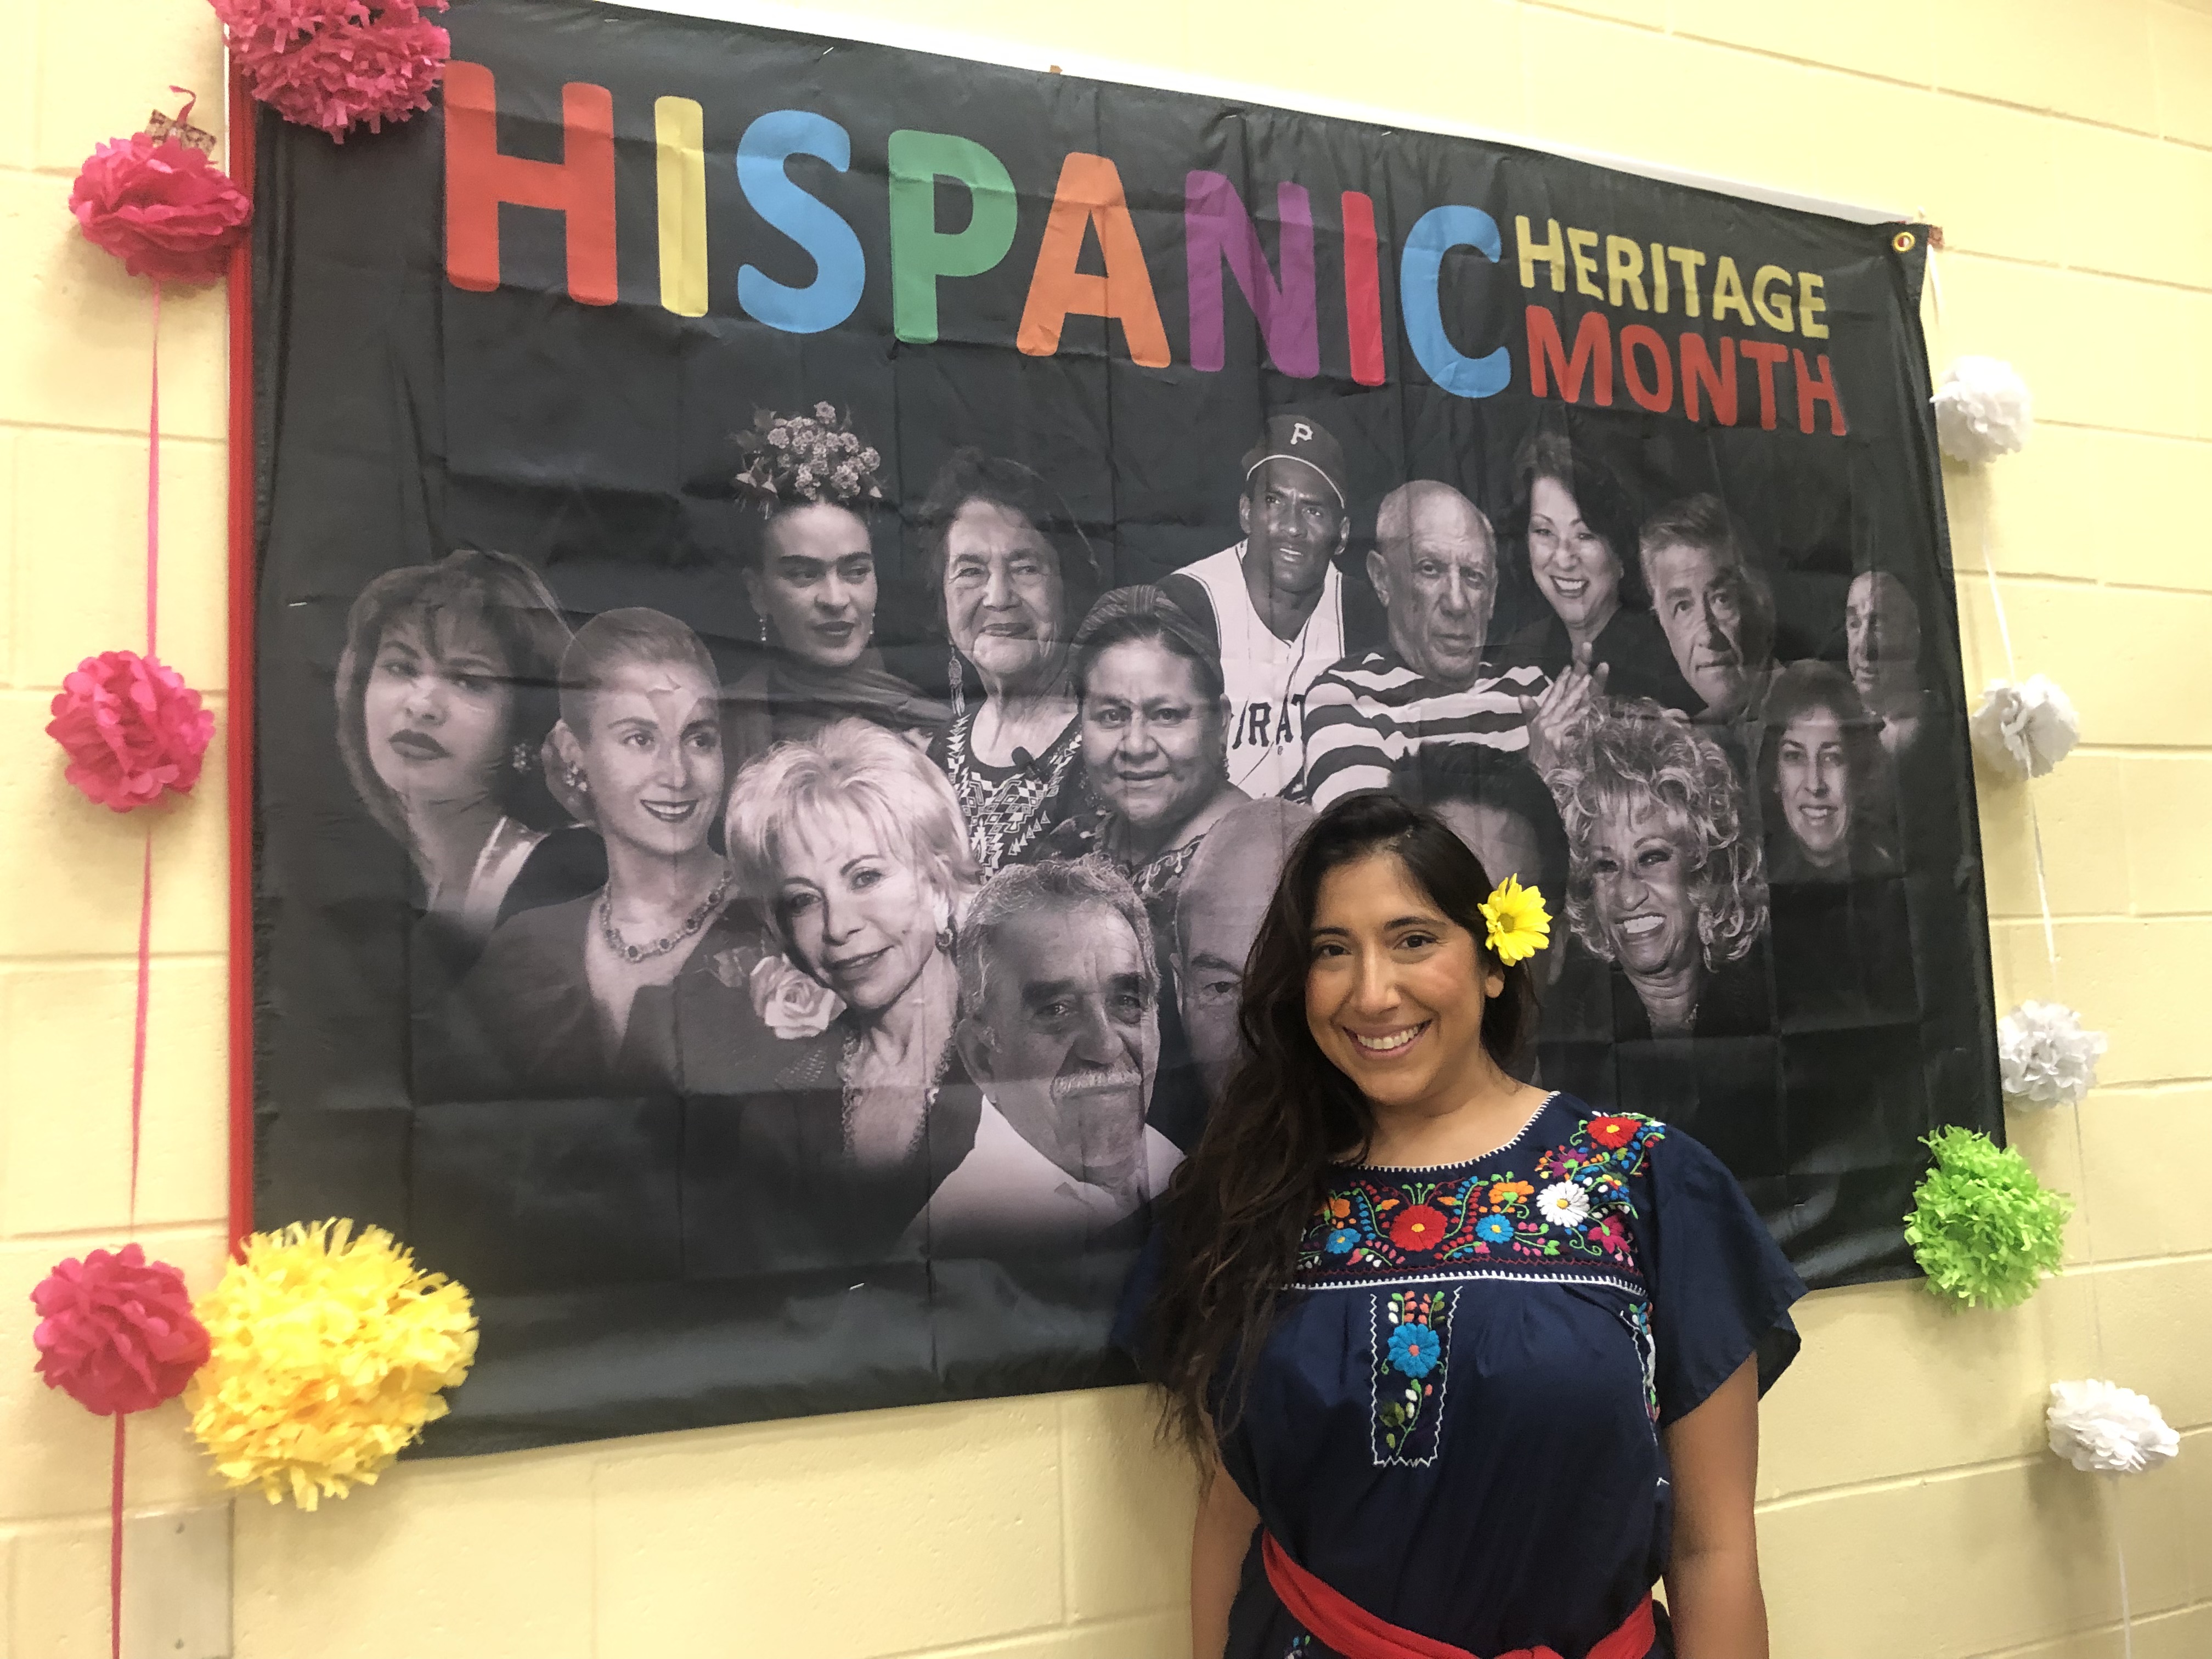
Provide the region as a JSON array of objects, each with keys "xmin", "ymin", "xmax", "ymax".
[{"xmin": 4, "ymin": 0, "xmax": 2209, "ymax": 1654}]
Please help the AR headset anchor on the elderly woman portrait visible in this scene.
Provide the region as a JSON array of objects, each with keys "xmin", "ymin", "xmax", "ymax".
[
  {"xmin": 725, "ymin": 716, "xmax": 983, "ymax": 1171},
  {"xmin": 724, "ymin": 404, "xmax": 945, "ymax": 774},
  {"xmin": 1496, "ymin": 431, "xmax": 1697, "ymax": 713},
  {"xmin": 1544, "ymin": 698, "xmax": 1770, "ymax": 1039},
  {"xmin": 918, "ymin": 450, "xmax": 1104, "ymax": 871},
  {"xmin": 452, "ymin": 608, "xmax": 729, "ymax": 1093},
  {"xmin": 1032, "ymin": 586, "xmax": 1248, "ymax": 938},
  {"xmin": 335, "ymin": 547, "xmax": 590, "ymax": 942},
  {"xmin": 1760, "ymin": 660, "xmax": 1900, "ymax": 883}
]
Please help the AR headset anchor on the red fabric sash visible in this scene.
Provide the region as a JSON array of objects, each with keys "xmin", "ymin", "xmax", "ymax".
[{"xmin": 1261, "ymin": 1532, "xmax": 1658, "ymax": 1659}]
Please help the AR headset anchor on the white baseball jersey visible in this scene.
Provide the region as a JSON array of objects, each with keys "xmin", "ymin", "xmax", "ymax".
[{"xmin": 1177, "ymin": 543, "xmax": 1346, "ymax": 799}]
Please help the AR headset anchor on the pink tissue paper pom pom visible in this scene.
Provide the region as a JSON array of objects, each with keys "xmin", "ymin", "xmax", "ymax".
[
  {"xmin": 69, "ymin": 134, "xmax": 252, "ymax": 285},
  {"xmin": 212, "ymin": 0, "xmax": 452, "ymax": 141},
  {"xmin": 31, "ymin": 1244, "xmax": 210, "ymax": 1418},
  {"xmin": 46, "ymin": 650, "xmax": 216, "ymax": 812}
]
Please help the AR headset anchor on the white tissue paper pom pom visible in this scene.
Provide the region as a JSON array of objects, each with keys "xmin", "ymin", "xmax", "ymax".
[
  {"xmin": 1971, "ymin": 675, "xmax": 2079, "ymax": 780},
  {"xmin": 2047, "ymin": 1380, "xmax": 2181, "ymax": 1474},
  {"xmin": 1933, "ymin": 355, "xmax": 2034, "ymax": 462},
  {"xmin": 1998, "ymin": 1002, "xmax": 2108, "ymax": 1108}
]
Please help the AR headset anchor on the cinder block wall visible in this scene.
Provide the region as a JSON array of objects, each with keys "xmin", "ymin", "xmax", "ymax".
[{"xmin": 3, "ymin": 2, "xmax": 2207, "ymax": 1655}]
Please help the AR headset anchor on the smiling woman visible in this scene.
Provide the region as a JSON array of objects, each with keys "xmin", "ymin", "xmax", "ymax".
[
  {"xmin": 1136, "ymin": 793, "xmax": 1803, "ymax": 1659},
  {"xmin": 446, "ymin": 608, "xmax": 732, "ymax": 1095},
  {"xmin": 918, "ymin": 450, "xmax": 1104, "ymax": 870},
  {"xmin": 1031, "ymin": 585, "xmax": 1248, "ymax": 941}
]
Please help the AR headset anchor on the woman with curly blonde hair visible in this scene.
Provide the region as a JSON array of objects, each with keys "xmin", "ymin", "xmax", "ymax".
[{"xmin": 1544, "ymin": 698, "xmax": 1769, "ymax": 1039}]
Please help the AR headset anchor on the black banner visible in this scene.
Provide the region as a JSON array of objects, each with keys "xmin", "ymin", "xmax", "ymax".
[{"xmin": 250, "ymin": 0, "xmax": 1999, "ymax": 1454}]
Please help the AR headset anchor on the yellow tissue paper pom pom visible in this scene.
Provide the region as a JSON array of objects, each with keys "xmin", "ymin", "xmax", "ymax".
[
  {"xmin": 185, "ymin": 1220, "xmax": 477, "ymax": 1510},
  {"xmin": 1479, "ymin": 874, "xmax": 1551, "ymax": 966}
]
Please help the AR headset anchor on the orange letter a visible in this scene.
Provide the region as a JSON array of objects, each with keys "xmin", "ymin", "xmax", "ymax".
[{"xmin": 1017, "ymin": 154, "xmax": 1171, "ymax": 367}]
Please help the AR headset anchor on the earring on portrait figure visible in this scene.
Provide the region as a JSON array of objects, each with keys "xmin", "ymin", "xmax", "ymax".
[
  {"xmin": 947, "ymin": 656, "xmax": 966, "ymax": 720},
  {"xmin": 566, "ymin": 767, "xmax": 589, "ymax": 793},
  {"xmin": 510, "ymin": 743, "xmax": 533, "ymax": 772},
  {"xmin": 758, "ymin": 614, "xmax": 770, "ymax": 645},
  {"xmin": 935, "ymin": 926, "xmax": 954, "ymax": 954}
]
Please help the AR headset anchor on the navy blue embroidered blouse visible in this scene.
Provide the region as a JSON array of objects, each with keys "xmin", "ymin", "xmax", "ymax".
[{"xmin": 1214, "ymin": 1093, "xmax": 1805, "ymax": 1659}]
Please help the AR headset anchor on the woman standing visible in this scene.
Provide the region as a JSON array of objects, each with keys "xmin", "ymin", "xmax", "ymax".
[
  {"xmin": 919, "ymin": 450, "xmax": 1103, "ymax": 870},
  {"xmin": 454, "ymin": 608, "xmax": 729, "ymax": 1093},
  {"xmin": 724, "ymin": 404, "xmax": 946, "ymax": 770},
  {"xmin": 335, "ymin": 547, "xmax": 586, "ymax": 940},
  {"xmin": 1144, "ymin": 793, "xmax": 1803, "ymax": 1659},
  {"xmin": 1498, "ymin": 431, "xmax": 1696, "ymax": 712},
  {"xmin": 1034, "ymin": 586, "xmax": 1247, "ymax": 931}
]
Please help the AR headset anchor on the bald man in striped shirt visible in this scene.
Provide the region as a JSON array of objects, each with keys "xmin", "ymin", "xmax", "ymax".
[{"xmin": 1296, "ymin": 480, "xmax": 1545, "ymax": 810}]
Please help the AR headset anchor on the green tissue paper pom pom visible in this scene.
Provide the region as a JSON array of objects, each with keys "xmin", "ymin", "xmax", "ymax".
[{"xmin": 1904, "ymin": 1126, "xmax": 2073, "ymax": 1308}]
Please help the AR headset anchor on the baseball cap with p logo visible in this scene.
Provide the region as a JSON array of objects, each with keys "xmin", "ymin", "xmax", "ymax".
[{"xmin": 1240, "ymin": 413, "xmax": 1349, "ymax": 508}]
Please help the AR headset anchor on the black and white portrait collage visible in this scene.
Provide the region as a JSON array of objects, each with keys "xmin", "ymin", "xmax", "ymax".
[{"xmin": 249, "ymin": 0, "xmax": 1997, "ymax": 1450}]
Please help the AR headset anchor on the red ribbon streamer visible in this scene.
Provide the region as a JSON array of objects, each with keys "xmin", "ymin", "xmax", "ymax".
[
  {"xmin": 110, "ymin": 267, "xmax": 166, "ymax": 1659},
  {"xmin": 110, "ymin": 1413, "xmax": 126, "ymax": 1659}
]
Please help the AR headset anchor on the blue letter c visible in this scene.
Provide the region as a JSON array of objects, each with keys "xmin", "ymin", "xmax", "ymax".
[{"xmin": 1400, "ymin": 206, "xmax": 1511, "ymax": 399}]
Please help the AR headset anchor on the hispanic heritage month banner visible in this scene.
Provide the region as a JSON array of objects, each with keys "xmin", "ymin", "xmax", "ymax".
[{"xmin": 247, "ymin": 0, "xmax": 2000, "ymax": 1453}]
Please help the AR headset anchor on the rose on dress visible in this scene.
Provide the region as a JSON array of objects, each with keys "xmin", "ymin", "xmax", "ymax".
[
  {"xmin": 46, "ymin": 650, "xmax": 216, "ymax": 811},
  {"xmin": 69, "ymin": 133, "xmax": 251, "ymax": 284},
  {"xmin": 749, "ymin": 953, "xmax": 845, "ymax": 1041}
]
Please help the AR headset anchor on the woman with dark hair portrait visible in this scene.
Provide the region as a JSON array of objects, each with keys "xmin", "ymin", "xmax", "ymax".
[
  {"xmin": 1543, "ymin": 698, "xmax": 1770, "ymax": 1039},
  {"xmin": 334, "ymin": 546, "xmax": 593, "ymax": 940},
  {"xmin": 1139, "ymin": 793, "xmax": 1803, "ymax": 1659},
  {"xmin": 676, "ymin": 717, "xmax": 985, "ymax": 1271},
  {"xmin": 917, "ymin": 449, "xmax": 1104, "ymax": 871},
  {"xmin": 451, "ymin": 608, "xmax": 729, "ymax": 1093},
  {"xmin": 1032, "ymin": 586, "xmax": 1248, "ymax": 936},
  {"xmin": 723, "ymin": 404, "xmax": 945, "ymax": 772},
  {"xmin": 1760, "ymin": 659, "xmax": 1899, "ymax": 883},
  {"xmin": 1497, "ymin": 429, "xmax": 1697, "ymax": 712}
]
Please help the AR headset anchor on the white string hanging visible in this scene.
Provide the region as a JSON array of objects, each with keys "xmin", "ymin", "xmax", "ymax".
[{"xmin": 1924, "ymin": 272, "xmax": 2160, "ymax": 1652}]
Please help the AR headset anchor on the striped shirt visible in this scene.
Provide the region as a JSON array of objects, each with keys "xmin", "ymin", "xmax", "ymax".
[{"xmin": 1298, "ymin": 650, "xmax": 1547, "ymax": 809}]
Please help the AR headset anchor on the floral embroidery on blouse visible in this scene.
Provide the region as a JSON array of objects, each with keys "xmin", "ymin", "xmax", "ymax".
[
  {"xmin": 1372, "ymin": 1288, "xmax": 1456, "ymax": 1466},
  {"xmin": 1295, "ymin": 1113, "xmax": 1666, "ymax": 1288},
  {"xmin": 1617, "ymin": 1297, "xmax": 1660, "ymax": 1426}
]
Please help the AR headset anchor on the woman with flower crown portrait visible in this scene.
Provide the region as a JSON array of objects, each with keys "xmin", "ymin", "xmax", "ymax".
[
  {"xmin": 724, "ymin": 404, "xmax": 946, "ymax": 775},
  {"xmin": 672, "ymin": 717, "xmax": 985, "ymax": 1272},
  {"xmin": 918, "ymin": 449, "xmax": 1105, "ymax": 872},
  {"xmin": 447, "ymin": 608, "xmax": 730, "ymax": 1096},
  {"xmin": 335, "ymin": 546, "xmax": 601, "ymax": 945}
]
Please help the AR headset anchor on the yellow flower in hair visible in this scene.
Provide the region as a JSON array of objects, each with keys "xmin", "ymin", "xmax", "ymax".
[{"xmin": 1479, "ymin": 874, "xmax": 1551, "ymax": 966}]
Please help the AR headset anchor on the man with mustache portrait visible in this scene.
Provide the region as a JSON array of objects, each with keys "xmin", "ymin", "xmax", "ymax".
[
  {"xmin": 909, "ymin": 856, "xmax": 1183, "ymax": 1256},
  {"xmin": 1296, "ymin": 480, "xmax": 1545, "ymax": 809}
]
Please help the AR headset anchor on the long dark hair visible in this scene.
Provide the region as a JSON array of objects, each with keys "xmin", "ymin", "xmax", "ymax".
[{"xmin": 1146, "ymin": 792, "xmax": 1537, "ymax": 1460}]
